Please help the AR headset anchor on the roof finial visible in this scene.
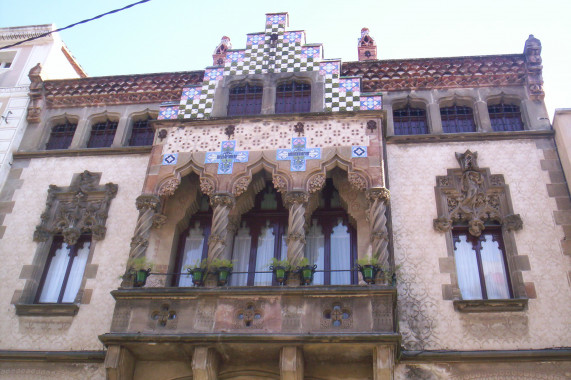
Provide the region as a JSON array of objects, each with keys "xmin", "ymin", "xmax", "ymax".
[{"xmin": 358, "ymin": 28, "xmax": 377, "ymax": 61}]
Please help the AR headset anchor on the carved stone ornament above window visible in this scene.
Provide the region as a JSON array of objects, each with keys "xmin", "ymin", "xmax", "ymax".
[
  {"xmin": 33, "ymin": 171, "xmax": 118, "ymax": 245},
  {"xmin": 433, "ymin": 150, "xmax": 523, "ymax": 237}
]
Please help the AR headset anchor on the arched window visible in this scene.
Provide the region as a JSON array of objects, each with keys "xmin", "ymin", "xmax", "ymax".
[
  {"xmin": 46, "ymin": 119, "xmax": 77, "ymax": 150},
  {"xmin": 227, "ymin": 84, "xmax": 263, "ymax": 116},
  {"xmin": 275, "ymin": 80, "xmax": 311, "ymax": 114},
  {"xmin": 393, "ymin": 105, "xmax": 428, "ymax": 135},
  {"xmin": 440, "ymin": 105, "xmax": 476, "ymax": 133},
  {"xmin": 87, "ymin": 119, "xmax": 118, "ymax": 148},
  {"xmin": 305, "ymin": 179, "xmax": 357, "ymax": 285},
  {"xmin": 231, "ymin": 182, "xmax": 288, "ymax": 286},
  {"xmin": 173, "ymin": 196, "xmax": 212, "ymax": 287},
  {"xmin": 488, "ymin": 102, "xmax": 524, "ymax": 131},
  {"xmin": 129, "ymin": 116, "xmax": 154, "ymax": 146}
]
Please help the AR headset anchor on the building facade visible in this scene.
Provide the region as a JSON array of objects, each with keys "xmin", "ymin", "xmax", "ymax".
[{"xmin": 0, "ymin": 13, "xmax": 569, "ymax": 380}]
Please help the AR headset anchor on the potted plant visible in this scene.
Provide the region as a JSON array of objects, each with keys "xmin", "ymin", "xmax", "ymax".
[
  {"xmin": 379, "ymin": 264, "xmax": 401, "ymax": 286},
  {"xmin": 295, "ymin": 258, "xmax": 317, "ymax": 285},
  {"xmin": 184, "ymin": 259, "xmax": 208, "ymax": 286},
  {"xmin": 269, "ymin": 257, "xmax": 291, "ymax": 285},
  {"xmin": 209, "ymin": 258, "xmax": 233, "ymax": 286},
  {"xmin": 356, "ymin": 256, "xmax": 380, "ymax": 284},
  {"xmin": 127, "ymin": 257, "xmax": 154, "ymax": 287}
]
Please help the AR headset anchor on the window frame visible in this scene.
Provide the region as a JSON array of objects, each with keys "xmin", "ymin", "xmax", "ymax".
[
  {"xmin": 393, "ymin": 105, "xmax": 429, "ymax": 135},
  {"xmin": 275, "ymin": 80, "xmax": 311, "ymax": 114},
  {"xmin": 452, "ymin": 226, "xmax": 513, "ymax": 300},
  {"xmin": 35, "ymin": 235, "xmax": 92, "ymax": 304},
  {"xmin": 440, "ymin": 105, "xmax": 477, "ymax": 133},
  {"xmin": 488, "ymin": 102, "xmax": 524, "ymax": 132},
  {"xmin": 87, "ymin": 119, "xmax": 118, "ymax": 148},
  {"xmin": 45, "ymin": 119, "xmax": 77, "ymax": 150},
  {"xmin": 227, "ymin": 83, "xmax": 264, "ymax": 117},
  {"xmin": 128, "ymin": 116, "xmax": 155, "ymax": 147}
]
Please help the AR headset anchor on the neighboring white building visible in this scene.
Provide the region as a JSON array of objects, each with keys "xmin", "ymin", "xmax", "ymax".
[{"xmin": 0, "ymin": 24, "xmax": 85, "ymax": 196}]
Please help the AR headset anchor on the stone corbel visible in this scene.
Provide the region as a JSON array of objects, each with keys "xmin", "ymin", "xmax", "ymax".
[
  {"xmin": 158, "ymin": 177, "xmax": 181, "ymax": 198},
  {"xmin": 192, "ymin": 347, "xmax": 221, "ymax": 380}
]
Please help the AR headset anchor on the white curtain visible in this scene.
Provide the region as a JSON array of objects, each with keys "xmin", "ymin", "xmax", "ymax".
[
  {"xmin": 305, "ymin": 220, "xmax": 324, "ymax": 285},
  {"xmin": 280, "ymin": 227, "xmax": 288, "ymax": 261},
  {"xmin": 330, "ymin": 219, "xmax": 351, "ymax": 285},
  {"xmin": 254, "ymin": 221, "xmax": 275, "ymax": 285},
  {"xmin": 454, "ymin": 234, "xmax": 483, "ymax": 300},
  {"xmin": 480, "ymin": 234, "xmax": 510, "ymax": 299},
  {"xmin": 39, "ymin": 242, "xmax": 71, "ymax": 303},
  {"xmin": 62, "ymin": 241, "xmax": 91, "ymax": 302},
  {"xmin": 231, "ymin": 224, "xmax": 251, "ymax": 286},
  {"xmin": 179, "ymin": 222, "xmax": 206, "ymax": 287}
]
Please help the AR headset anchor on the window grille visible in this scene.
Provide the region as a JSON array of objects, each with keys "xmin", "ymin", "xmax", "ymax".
[
  {"xmin": 129, "ymin": 117, "xmax": 154, "ymax": 146},
  {"xmin": 441, "ymin": 105, "xmax": 476, "ymax": 133},
  {"xmin": 275, "ymin": 80, "xmax": 311, "ymax": 114},
  {"xmin": 87, "ymin": 120, "xmax": 118, "ymax": 148},
  {"xmin": 488, "ymin": 103, "xmax": 524, "ymax": 131},
  {"xmin": 227, "ymin": 84, "xmax": 263, "ymax": 116},
  {"xmin": 393, "ymin": 105, "xmax": 428, "ymax": 135},
  {"xmin": 46, "ymin": 120, "xmax": 77, "ymax": 150}
]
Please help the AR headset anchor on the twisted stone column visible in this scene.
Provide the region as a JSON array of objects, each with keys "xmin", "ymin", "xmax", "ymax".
[
  {"xmin": 284, "ymin": 191, "xmax": 309, "ymax": 266},
  {"xmin": 366, "ymin": 188, "xmax": 391, "ymax": 265},
  {"xmin": 208, "ymin": 193, "xmax": 235, "ymax": 262},
  {"xmin": 129, "ymin": 195, "xmax": 162, "ymax": 259}
]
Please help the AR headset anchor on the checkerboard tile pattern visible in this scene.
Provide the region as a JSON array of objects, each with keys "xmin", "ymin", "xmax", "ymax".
[
  {"xmin": 158, "ymin": 104, "xmax": 180, "ymax": 120},
  {"xmin": 175, "ymin": 13, "xmax": 381, "ymax": 120}
]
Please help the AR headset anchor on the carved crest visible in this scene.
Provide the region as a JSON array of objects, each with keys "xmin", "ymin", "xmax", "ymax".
[
  {"xmin": 434, "ymin": 151, "xmax": 522, "ymax": 237},
  {"xmin": 34, "ymin": 171, "xmax": 118, "ymax": 245}
]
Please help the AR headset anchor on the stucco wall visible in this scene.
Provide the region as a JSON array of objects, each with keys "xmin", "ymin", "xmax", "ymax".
[
  {"xmin": 0, "ymin": 154, "xmax": 148, "ymax": 351},
  {"xmin": 388, "ymin": 139, "xmax": 570, "ymax": 351}
]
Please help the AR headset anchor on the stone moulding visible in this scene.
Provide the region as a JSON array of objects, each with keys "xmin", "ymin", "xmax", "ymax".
[
  {"xmin": 33, "ymin": 170, "xmax": 118, "ymax": 245},
  {"xmin": 453, "ymin": 298, "xmax": 528, "ymax": 313},
  {"xmin": 14, "ymin": 303, "xmax": 79, "ymax": 317},
  {"xmin": 400, "ymin": 347, "xmax": 571, "ymax": 363},
  {"xmin": 0, "ymin": 350, "xmax": 106, "ymax": 363}
]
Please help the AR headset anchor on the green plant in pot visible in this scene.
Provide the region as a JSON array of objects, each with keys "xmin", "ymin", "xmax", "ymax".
[
  {"xmin": 209, "ymin": 258, "xmax": 233, "ymax": 286},
  {"xmin": 269, "ymin": 257, "xmax": 291, "ymax": 285},
  {"xmin": 356, "ymin": 255, "xmax": 381, "ymax": 284},
  {"xmin": 184, "ymin": 259, "xmax": 208, "ymax": 286},
  {"xmin": 127, "ymin": 257, "xmax": 154, "ymax": 288},
  {"xmin": 295, "ymin": 257, "xmax": 317, "ymax": 285}
]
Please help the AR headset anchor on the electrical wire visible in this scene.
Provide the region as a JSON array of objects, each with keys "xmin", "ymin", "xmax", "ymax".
[{"xmin": 0, "ymin": 0, "xmax": 152, "ymax": 51}]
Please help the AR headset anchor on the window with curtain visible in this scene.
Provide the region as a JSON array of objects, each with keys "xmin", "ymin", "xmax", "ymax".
[
  {"xmin": 231, "ymin": 182, "xmax": 288, "ymax": 286},
  {"xmin": 440, "ymin": 105, "xmax": 476, "ymax": 133},
  {"xmin": 129, "ymin": 116, "xmax": 154, "ymax": 146},
  {"xmin": 452, "ymin": 228, "xmax": 512, "ymax": 300},
  {"xmin": 227, "ymin": 83, "xmax": 263, "ymax": 116},
  {"xmin": 174, "ymin": 196, "xmax": 212, "ymax": 286},
  {"xmin": 46, "ymin": 119, "xmax": 77, "ymax": 150},
  {"xmin": 87, "ymin": 119, "xmax": 118, "ymax": 148},
  {"xmin": 275, "ymin": 80, "xmax": 311, "ymax": 114},
  {"xmin": 305, "ymin": 179, "xmax": 357, "ymax": 285},
  {"xmin": 393, "ymin": 105, "xmax": 428, "ymax": 135},
  {"xmin": 488, "ymin": 102, "xmax": 524, "ymax": 131},
  {"xmin": 37, "ymin": 236, "xmax": 91, "ymax": 303}
]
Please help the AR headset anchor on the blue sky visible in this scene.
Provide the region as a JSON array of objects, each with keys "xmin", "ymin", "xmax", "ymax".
[{"xmin": 1, "ymin": 0, "xmax": 570, "ymax": 118}]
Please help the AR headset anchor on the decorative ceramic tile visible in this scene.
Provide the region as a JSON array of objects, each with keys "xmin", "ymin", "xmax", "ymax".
[
  {"xmin": 162, "ymin": 153, "xmax": 178, "ymax": 165},
  {"xmin": 158, "ymin": 104, "xmax": 179, "ymax": 120},
  {"xmin": 226, "ymin": 50, "xmax": 245, "ymax": 63},
  {"xmin": 360, "ymin": 95, "xmax": 383, "ymax": 110},
  {"xmin": 339, "ymin": 78, "xmax": 360, "ymax": 93},
  {"xmin": 301, "ymin": 45, "xmax": 321, "ymax": 60},
  {"xmin": 352, "ymin": 146, "xmax": 368, "ymax": 158},
  {"xmin": 277, "ymin": 137, "xmax": 321, "ymax": 172},
  {"xmin": 205, "ymin": 140, "xmax": 249, "ymax": 175},
  {"xmin": 319, "ymin": 61, "xmax": 340, "ymax": 76}
]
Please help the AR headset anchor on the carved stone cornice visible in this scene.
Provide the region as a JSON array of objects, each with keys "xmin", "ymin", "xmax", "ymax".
[
  {"xmin": 135, "ymin": 194, "xmax": 161, "ymax": 212},
  {"xmin": 209, "ymin": 193, "xmax": 235, "ymax": 209},
  {"xmin": 366, "ymin": 187, "xmax": 390, "ymax": 204},
  {"xmin": 33, "ymin": 171, "xmax": 118, "ymax": 245},
  {"xmin": 283, "ymin": 191, "xmax": 309, "ymax": 208}
]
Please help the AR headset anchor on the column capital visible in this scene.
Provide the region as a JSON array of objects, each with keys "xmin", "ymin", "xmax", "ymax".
[
  {"xmin": 135, "ymin": 194, "xmax": 161, "ymax": 212},
  {"xmin": 366, "ymin": 187, "xmax": 390, "ymax": 204},
  {"xmin": 283, "ymin": 191, "xmax": 309, "ymax": 208},
  {"xmin": 209, "ymin": 193, "xmax": 235, "ymax": 208}
]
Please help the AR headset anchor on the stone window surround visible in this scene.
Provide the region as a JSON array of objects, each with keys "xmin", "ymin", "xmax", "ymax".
[
  {"xmin": 35, "ymin": 108, "xmax": 158, "ymax": 151},
  {"xmin": 12, "ymin": 171, "xmax": 117, "ymax": 317},
  {"xmin": 383, "ymin": 87, "xmax": 544, "ymax": 137},
  {"xmin": 433, "ymin": 151, "xmax": 531, "ymax": 313},
  {"xmin": 210, "ymin": 71, "xmax": 325, "ymax": 118}
]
